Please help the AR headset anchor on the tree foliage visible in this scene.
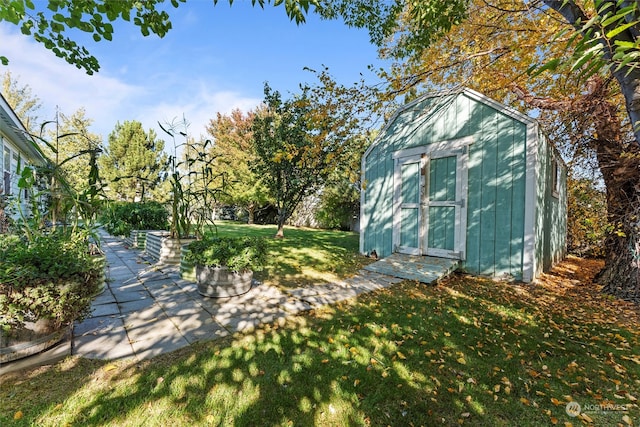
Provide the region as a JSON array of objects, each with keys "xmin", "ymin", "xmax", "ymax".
[
  {"xmin": 99, "ymin": 120, "xmax": 167, "ymax": 202},
  {"xmin": 252, "ymin": 83, "xmax": 361, "ymax": 237},
  {"xmin": 206, "ymin": 109, "xmax": 271, "ymax": 224},
  {"xmin": 1, "ymin": 70, "xmax": 41, "ymax": 133},
  {"xmin": 41, "ymin": 108, "xmax": 102, "ymax": 195},
  {"xmin": 566, "ymin": 177, "xmax": 607, "ymax": 257},
  {"xmin": 0, "ymin": 0, "xmax": 185, "ymax": 74}
]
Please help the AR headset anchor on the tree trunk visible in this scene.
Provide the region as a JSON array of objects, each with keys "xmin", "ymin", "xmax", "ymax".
[
  {"xmin": 512, "ymin": 77, "xmax": 640, "ymax": 300},
  {"xmin": 594, "ymin": 139, "xmax": 640, "ymax": 301},
  {"xmin": 247, "ymin": 204, "xmax": 255, "ymax": 225},
  {"xmin": 275, "ymin": 208, "xmax": 286, "ymax": 238}
]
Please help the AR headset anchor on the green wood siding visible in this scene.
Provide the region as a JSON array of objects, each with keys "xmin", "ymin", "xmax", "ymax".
[{"xmin": 361, "ymin": 89, "xmax": 565, "ymax": 281}]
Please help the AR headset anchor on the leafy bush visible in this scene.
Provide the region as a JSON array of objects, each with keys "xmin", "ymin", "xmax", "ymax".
[
  {"xmin": 315, "ymin": 181, "xmax": 359, "ymax": 231},
  {"xmin": 185, "ymin": 236, "xmax": 267, "ymax": 272},
  {"xmin": 102, "ymin": 201, "xmax": 169, "ymax": 236},
  {"xmin": 0, "ymin": 232, "xmax": 104, "ymax": 330}
]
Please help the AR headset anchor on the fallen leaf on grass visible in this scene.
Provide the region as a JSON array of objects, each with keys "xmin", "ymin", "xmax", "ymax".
[{"xmin": 14, "ymin": 411, "xmax": 23, "ymax": 420}]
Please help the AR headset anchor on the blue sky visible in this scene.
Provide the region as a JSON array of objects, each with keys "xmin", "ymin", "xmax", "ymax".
[{"xmin": 0, "ymin": 1, "xmax": 387, "ymax": 145}]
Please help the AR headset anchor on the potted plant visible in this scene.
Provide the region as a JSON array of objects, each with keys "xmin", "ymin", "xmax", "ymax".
[
  {"xmin": 0, "ymin": 232, "xmax": 104, "ymax": 363},
  {"xmin": 185, "ymin": 236, "xmax": 267, "ymax": 297}
]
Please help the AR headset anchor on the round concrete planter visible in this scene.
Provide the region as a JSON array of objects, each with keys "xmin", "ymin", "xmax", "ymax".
[
  {"xmin": 196, "ymin": 265, "xmax": 253, "ymax": 298},
  {"xmin": 0, "ymin": 319, "xmax": 70, "ymax": 364}
]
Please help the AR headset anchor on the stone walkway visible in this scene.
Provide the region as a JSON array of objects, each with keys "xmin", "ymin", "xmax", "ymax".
[{"xmin": 72, "ymin": 232, "xmax": 405, "ymax": 361}]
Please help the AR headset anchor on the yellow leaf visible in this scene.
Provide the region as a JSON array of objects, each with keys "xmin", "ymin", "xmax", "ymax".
[
  {"xmin": 444, "ymin": 332, "xmax": 451, "ymax": 337},
  {"xmin": 104, "ymin": 364, "xmax": 118, "ymax": 372},
  {"xmin": 321, "ymin": 359, "xmax": 329, "ymax": 363},
  {"xmin": 457, "ymin": 357, "xmax": 467, "ymax": 365},
  {"xmin": 520, "ymin": 397, "xmax": 530, "ymax": 406},
  {"xmin": 550, "ymin": 417, "xmax": 558, "ymax": 424},
  {"xmin": 578, "ymin": 413, "xmax": 593, "ymax": 423},
  {"xmin": 397, "ymin": 351, "xmax": 406, "ymax": 360},
  {"xmin": 551, "ymin": 397, "xmax": 561, "ymax": 406},
  {"xmin": 14, "ymin": 411, "xmax": 23, "ymax": 420},
  {"xmin": 494, "ymin": 384, "xmax": 501, "ymax": 393},
  {"xmin": 354, "ymin": 379, "xmax": 360, "ymax": 387},
  {"xmin": 622, "ymin": 415, "xmax": 632, "ymax": 425},
  {"xmin": 328, "ymin": 337, "xmax": 334, "ymax": 343},
  {"xmin": 564, "ymin": 423, "xmax": 573, "ymax": 427},
  {"xmin": 504, "ymin": 386, "xmax": 511, "ymax": 395}
]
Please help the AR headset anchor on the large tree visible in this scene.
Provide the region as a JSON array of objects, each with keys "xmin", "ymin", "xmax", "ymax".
[
  {"xmin": 252, "ymin": 83, "xmax": 360, "ymax": 238},
  {"xmin": 99, "ymin": 120, "xmax": 167, "ymax": 202},
  {"xmin": 206, "ymin": 109, "xmax": 271, "ymax": 224}
]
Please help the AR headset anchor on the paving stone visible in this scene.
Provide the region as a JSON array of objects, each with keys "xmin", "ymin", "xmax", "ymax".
[
  {"xmin": 282, "ymin": 299, "xmax": 312, "ymax": 314},
  {"xmin": 125, "ymin": 314, "xmax": 175, "ymax": 342},
  {"xmin": 166, "ymin": 311, "xmax": 229, "ymax": 344},
  {"xmin": 74, "ymin": 316, "xmax": 125, "ymax": 336},
  {"xmin": 92, "ymin": 289, "xmax": 117, "ymax": 306},
  {"xmin": 89, "ymin": 304, "xmax": 121, "ymax": 317},
  {"xmin": 74, "ymin": 328, "xmax": 133, "ymax": 360},
  {"xmin": 112, "ymin": 289, "xmax": 151, "ymax": 303},
  {"xmin": 119, "ymin": 298, "xmax": 157, "ymax": 314}
]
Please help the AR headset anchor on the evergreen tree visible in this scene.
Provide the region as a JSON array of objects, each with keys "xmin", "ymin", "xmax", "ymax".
[{"xmin": 99, "ymin": 120, "xmax": 167, "ymax": 202}]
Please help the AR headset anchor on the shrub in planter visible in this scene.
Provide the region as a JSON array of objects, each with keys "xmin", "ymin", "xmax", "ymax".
[
  {"xmin": 102, "ymin": 201, "xmax": 169, "ymax": 236},
  {"xmin": 185, "ymin": 236, "xmax": 267, "ymax": 297},
  {"xmin": 186, "ymin": 236, "xmax": 267, "ymax": 272},
  {"xmin": 0, "ymin": 232, "xmax": 104, "ymax": 330}
]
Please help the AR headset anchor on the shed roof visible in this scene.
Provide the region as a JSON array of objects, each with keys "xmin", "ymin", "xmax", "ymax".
[{"xmin": 364, "ymin": 86, "xmax": 537, "ymax": 160}]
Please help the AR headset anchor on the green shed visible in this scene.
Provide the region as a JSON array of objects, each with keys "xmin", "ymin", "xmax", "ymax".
[{"xmin": 360, "ymin": 88, "xmax": 567, "ymax": 282}]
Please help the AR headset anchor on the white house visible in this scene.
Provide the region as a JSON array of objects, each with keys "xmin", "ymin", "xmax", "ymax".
[{"xmin": 0, "ymin": 92, "xmax": 47, "ymax": 221}]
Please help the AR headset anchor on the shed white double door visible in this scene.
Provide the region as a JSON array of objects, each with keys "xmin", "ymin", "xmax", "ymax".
[{"xmin": 392, "ymin": 142, "xmax": 469, "ymax": 260}]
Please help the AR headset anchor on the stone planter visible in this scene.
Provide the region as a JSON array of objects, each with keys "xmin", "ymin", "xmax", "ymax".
[
  {"xmin": 196, "ymin": 265, "xmax": 253, "ymax": 297},
  {"xmin": 145, "ymin": 231, "xmax": 196, "ymax": 264},
  {"xmin": 0, "ymin": 319, "xmax": 70, "ymax": 364}
]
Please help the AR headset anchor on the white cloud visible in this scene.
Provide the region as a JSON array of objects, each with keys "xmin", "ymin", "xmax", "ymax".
[
  {"xmin": 0, "ymin": 24, "xmax": 261, "ymax": 147},
  {"xmin": 1, "ymin": 25, "xmax": 142, "ymax": 141}
]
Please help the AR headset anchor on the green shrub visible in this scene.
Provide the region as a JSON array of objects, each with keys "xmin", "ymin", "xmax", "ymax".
[
  {"xmin": 0, "ymin": 232, "xmax": 104, "ymax": 330},
  {"xmin": 185, "ymin": 236, "xmax": 267, "ymax": 272},
  {"xmin": 315, "ymin": 181, "xmax": 359, "ymax": 231},
  {"xmin": 102, "ymin": 201, "xmax": 169, "ymax": 236}
]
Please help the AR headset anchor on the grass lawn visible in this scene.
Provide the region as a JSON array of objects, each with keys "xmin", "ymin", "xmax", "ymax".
[
  {"xmin": 1, "ymin": 255, "xmax": 638, "ymax": 426},
  {"xmin": 209, "ymin": 221, "xmax": 374, "ymax": 289}
]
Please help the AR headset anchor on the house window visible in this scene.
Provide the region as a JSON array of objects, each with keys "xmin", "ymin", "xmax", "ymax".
[{"xmin": 551, "ymin": 157, "xmax": 561, "ymax": 198}]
